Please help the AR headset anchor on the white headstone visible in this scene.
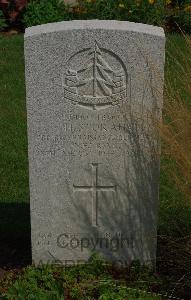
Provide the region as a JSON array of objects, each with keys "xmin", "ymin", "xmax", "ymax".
[{"xmin": 25, "ymin": 20, "xmax": 165, "ymax": 266}]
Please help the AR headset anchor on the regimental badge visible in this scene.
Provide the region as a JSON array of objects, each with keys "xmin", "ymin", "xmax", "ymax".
[{"xmin": 63, "ymin": 41, "xmax": 128, "ymax": 111}]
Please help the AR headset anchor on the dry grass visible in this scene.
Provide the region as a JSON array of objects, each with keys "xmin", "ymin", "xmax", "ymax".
[
  {"xmin": 156, "ymin": 34, "xmax": 191, "ymax": 296},
  {"xmin": 161, "ymin": 33, "xmax": 191, "ymax": 203}
]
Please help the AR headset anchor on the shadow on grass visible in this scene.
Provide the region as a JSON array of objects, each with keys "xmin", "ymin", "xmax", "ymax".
[{"xmin": 0, "ymin": 203, "xmax": 31, "ymax": 268}]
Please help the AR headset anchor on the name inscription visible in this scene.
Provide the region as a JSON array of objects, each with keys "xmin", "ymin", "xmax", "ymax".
[{"xmin": 33, "ymin": 110, "xmax": 155, "ymax": 158}]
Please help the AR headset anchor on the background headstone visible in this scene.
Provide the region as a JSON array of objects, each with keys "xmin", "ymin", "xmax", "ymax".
[{"xmin": 25, "ymin": 20, "xmax": 165, "ymax": 266}]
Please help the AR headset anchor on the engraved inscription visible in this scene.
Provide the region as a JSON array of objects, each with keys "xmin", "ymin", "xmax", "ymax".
[
  {"xmin": 63, "ymin": 41, "xmax": 128, "ymax": 111},
  {"xmin": 73, "ymin": 163, "xmax": 117, "ymax": 226},
  {"xmin": 35, "ymin": 109, "xmax": 155, "ymax": 159}
]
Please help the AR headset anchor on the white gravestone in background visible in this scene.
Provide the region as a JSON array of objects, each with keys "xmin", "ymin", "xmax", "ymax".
[{"xmin": 24, "ymin": 20, "xmax": 165, "ymax": 266}]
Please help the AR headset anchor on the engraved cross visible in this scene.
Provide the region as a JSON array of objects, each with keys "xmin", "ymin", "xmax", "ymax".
[{"xmin": 73, "ymin": 163, "xmax": 117, "ymax": 227}]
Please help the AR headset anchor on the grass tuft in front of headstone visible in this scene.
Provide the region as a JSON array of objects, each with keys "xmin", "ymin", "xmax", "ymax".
[{"xmin": 1, "ymin": 254, "xmax": 167, "ymax": 299}]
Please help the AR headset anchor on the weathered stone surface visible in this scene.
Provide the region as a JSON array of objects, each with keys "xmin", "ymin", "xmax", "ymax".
[{"xmin": 25, "ymin": 20, "xmax": 165, "ymax": 266}]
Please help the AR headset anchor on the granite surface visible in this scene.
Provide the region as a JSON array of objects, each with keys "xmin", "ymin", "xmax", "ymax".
[{"xmin": 24, "ymin": 20, "xmax": 165, "ymax": 266}]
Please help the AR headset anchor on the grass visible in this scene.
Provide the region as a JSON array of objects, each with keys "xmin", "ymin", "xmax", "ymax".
[
  {"xmin": 0, "ymin": 255, "xmax": 169, "ymax": 299},
  {"xmin": 0, "ymin": 32, "xmax": 191, "ymax": 298},
  {"xmin": 0, "ymin": 34, "xmax": 31, "ymax": 270},
  {"xmin": 0, "ymin": 34, "xmax": 29, "ymax": 203},
  {"xmin": 159, "ymin": 33, "xmax": 191, "ymax": 239}
]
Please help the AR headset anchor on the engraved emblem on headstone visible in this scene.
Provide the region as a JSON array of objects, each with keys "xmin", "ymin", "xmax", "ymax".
[
  {"xmin": 63, "ymin": 41, "xmax": 128, "ymax": 110},
  {"xmin": 73, "ymin": 163, "xmax": 117, "ymax": 226}
]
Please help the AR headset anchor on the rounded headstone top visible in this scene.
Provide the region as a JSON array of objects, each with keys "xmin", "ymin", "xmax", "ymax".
[{"xmin": 25, "ymin": 20, "xmax": 165, "ymax": 38}]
